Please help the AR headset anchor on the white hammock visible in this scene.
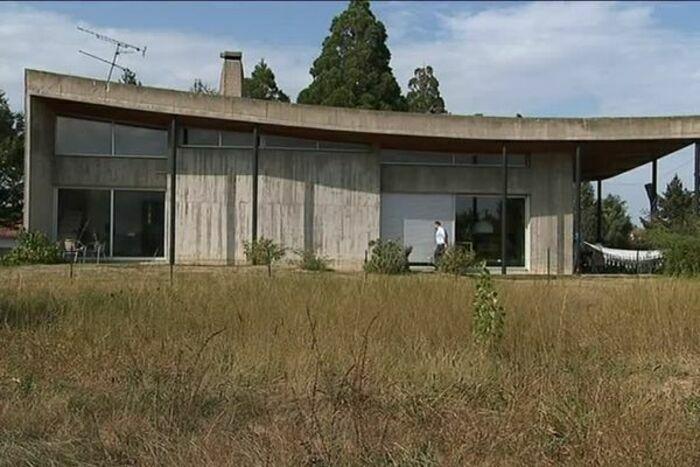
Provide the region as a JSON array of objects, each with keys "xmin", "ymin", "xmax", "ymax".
[{"xmin": 583, "ymin": 242, "xmax": 663, "ymax": 271}]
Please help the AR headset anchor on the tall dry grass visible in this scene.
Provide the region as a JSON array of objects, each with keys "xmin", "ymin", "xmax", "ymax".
[{"xmin": 1, "ymin": 265, "xmax": 700, "ymax": 465}]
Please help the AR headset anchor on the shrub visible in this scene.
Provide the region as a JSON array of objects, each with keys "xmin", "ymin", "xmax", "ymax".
[
  {"xmin": 472, "ymin": 263, "xmax": 505, "ymax": 349},
  {"xmin": 437, "ymin": 244, "xmax": 476, "ymax": 275},
  {"xmin": 295, "ymin": 249, "xmax": 330, "ymax": 272},
  {"xmin": 1, "ymin": 230, "xmax": 63, "ymax": 266},
  {"xmin": 647, "ymin": 226, "xmax": 700, "ymax": 276},
  {"xmin": 364, "ymin": 239, "xmax": 410, "ymax": 275},
  {"xmin": 243, "ymin": 237, "xmax": 286, "ymax": 266}
]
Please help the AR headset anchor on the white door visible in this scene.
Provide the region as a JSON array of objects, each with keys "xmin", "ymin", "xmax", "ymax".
[{"xmin": 380, "ymin": 193, "xmax": 454, "ymax": 263}]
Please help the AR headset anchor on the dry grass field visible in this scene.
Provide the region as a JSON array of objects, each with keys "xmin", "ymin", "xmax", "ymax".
[{"xmin": 1, "ymin": 265, "xmax": 700, "ymax": 465}]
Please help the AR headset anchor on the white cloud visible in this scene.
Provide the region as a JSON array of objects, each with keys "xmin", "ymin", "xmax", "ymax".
[
  {"xmin": 388, "ymin": 1, "xmax": 700, "ymax": 117},
  {"xmin": 0, "ymin": 3, "xmax": 314, "ymax": 109}
]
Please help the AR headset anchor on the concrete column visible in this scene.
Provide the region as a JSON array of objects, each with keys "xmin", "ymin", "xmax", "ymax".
[
  {"xmin": 695, "ymin": 142, "xmax": 700, "ymax": 214},
  {"xmin": 651, "ymin": 159, "xmax": 658, "ymax": 217},
  {"xmin": 501, "ymin": 143, "xmax": 508, "ymax": 276},
  {"xmin": 573, "ymin": 145, "xmax": 582, "ymax": 274},
  {"xmin": 252, "ymin": 125, "xmax": 260, "ymax": 242},
  {"xmin": 596, "ymin": 179, "xmax": 602, "ymax": 243},
  {"xmin": 168, "ymin": 117, "xmax": 178, "ymax": 267}
]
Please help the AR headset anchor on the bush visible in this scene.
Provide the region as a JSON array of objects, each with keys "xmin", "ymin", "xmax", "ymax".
[
  {"xmin": 243, "ymin": 237, "xmax": 286, "ymax": 266},
  {"xmin": 437, "ymin": 244, "xmax": 476, "ymax": 275},
  {"xmin": 472, "ymin": 264, "xmax": 505, "ymax": 349},
  {"xmin": 364, "ymin": 239, "xmax": 410, "ymax": 275},
  {"xmin": 647, "ymin": 226, "xmax": 700, "ymax": 276},
  {"xmin": 1, "ymin": 230, "xmax": 63, "ymax": 266},
  {"xmin": 295, "ymin": 249, "xmax": 330, "ymax": 272}
]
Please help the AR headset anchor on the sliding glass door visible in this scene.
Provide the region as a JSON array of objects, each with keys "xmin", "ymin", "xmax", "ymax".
[
  {"xmin": 113, "ymin": 191, "xmax": 165, "ymax": 257},
  {"xmin": 454, "ymin": 196, "xmax": 526, "ymax": 267},
  {"xmin": 56, "ymin": 188, "xmax": 165, "ymax": 259}
]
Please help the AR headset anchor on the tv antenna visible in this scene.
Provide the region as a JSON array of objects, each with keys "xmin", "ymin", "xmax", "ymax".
[{"xmin": 77, "ymin": 26, "xmax": 147, "ymax": 83}]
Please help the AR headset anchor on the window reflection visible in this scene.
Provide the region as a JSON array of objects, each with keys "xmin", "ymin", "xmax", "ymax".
[{"xmin": 455, "ymin": 196, "xmax": 525, "ymax": 267}]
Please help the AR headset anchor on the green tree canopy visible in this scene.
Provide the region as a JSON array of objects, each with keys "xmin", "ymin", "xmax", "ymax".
[
  {"xmin": 120, "ymin": 69, "xmax": 141, "ymax": 86},
  {"xmin": 243, "ymin": 59, "xmax": 290, "ymax": 102},
  {"xmin": 579, "ymin": 182, "xmax": 633, "ymax": 248},
  {"xmin": 655, "ymin": 174, "xmax": 695, "ymax": 231},
  {"xmin": 406, "ymin": 65, "xmax": 446, "ymax": 114},
  {"xmin": 297, "ymin": 0, "xmax": 405, "ymax": 111},
  {"xmin": 0, "ymin": 91, "xmax": 24, "ymax": 227}
]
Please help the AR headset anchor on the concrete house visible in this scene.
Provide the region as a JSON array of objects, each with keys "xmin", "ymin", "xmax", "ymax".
[{"xmin": 23, "ymin": 52, "xmax": 700, "ymax": 273}]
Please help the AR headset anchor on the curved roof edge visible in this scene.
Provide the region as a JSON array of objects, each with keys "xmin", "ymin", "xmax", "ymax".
[{"xmin": 25, "ymin": 69, "xmax": 700, "ymax": 142}]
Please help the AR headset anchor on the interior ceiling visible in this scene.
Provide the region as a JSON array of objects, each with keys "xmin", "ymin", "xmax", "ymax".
[{"xmin": 45, "ymin": 97, "xmax": 695, "ymax": 181}]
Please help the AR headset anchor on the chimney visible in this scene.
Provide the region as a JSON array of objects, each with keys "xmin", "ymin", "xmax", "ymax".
[{"xmin": 219, "ymin": 51, "xmax": 244, "ymax": 97}]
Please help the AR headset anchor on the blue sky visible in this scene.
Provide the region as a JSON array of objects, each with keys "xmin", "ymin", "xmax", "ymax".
[{"xmin": 2, "ymin": 1, "xmax": 699, "ymax": 222}]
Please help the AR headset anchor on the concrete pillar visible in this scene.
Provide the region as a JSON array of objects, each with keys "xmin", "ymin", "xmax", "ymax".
[
  {"xmin": 573, "ymin": 145, "xmax": 582, "ymax": 274},
  {"xmin": 219, "ymin": 51, "xmax": 244, "ymax": 97},
  {"xmin": 501, "ymin": 143, "xmax": 508, "ymax": 276},
  {"xmin": 651, "ymin": 159, "xmax": 658, "ymax": 216},
  {"xmin": 596, "ymin": 179, "xmax": 603, "ymax": 243},
  {"xmin": 695, "ymin": 142, "xmax": 700, "ymax": 214}
]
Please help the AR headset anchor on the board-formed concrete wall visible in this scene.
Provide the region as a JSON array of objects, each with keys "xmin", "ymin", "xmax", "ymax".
[
  {"xmin": 25, "ymin": 97, "xmax": 55, "ymax": 235},
  {"xmin": 381, "ymin": 151, "xmax": 573, "ymax": 274},
  {"xmin": 175, "ymin": 147, "xmax": 253, "ymax": 265},
  {"xmin": 258, "ymin": 149, "xmax": 380, "ymax": 268}
]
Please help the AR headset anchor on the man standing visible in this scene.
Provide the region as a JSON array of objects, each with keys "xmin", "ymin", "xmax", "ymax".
[{"xmin": 434, "ymin": 220, "xmax": 448, "ymax": 265}]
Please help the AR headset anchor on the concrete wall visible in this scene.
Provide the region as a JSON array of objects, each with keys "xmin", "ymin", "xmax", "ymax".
[
  {"xmin": 258, "ymin": 149, "xmax": 380, "ymax": 268},
  {"xmin": 55, "ymin": 156, "xmax": 167, "ymax": 188},
  {"xmin": 174, "ymin": 147, "xmax": 252, "ymax": 264},
  {"xmin": 24, "ymin": 96, "xmax": 55, "ymax": 235},
  {"xmin": 381, "ymin": 152, "xmax": 573, "ymax": 274}
]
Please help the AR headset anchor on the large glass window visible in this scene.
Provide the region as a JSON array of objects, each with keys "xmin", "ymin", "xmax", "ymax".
[
  {"xmin": 57, "ymin": 189, "xmax": 111, "ymax": 252},
  {"xmin": 381, "ymin": 149, "xmax": 528, "ymax": 167},
  {"xmin": 183, "ymin": 128, "xmax": 219, "ymax": 146},
  {"xmin": 55, "ymin": 117, "xmax": 112, "ymax": 156},
  {"xmin": 114, "ymin": 124, "xmax": 168, "ymax": 156},
  {"xmin": 56, "ymin": 116, "xmax": 168, "ymax": 157},
  {"xmin": 113, "ymin": 191, "xmax": 165, "ymax": 257},
  {"xmin": 455, "ymin": 196, "xmax": 526, "ymax": 267}
]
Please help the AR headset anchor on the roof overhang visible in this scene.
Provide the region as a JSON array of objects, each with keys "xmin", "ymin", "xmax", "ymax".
[{"xmin": 26, "ymin": 69, "xmax": 700, "ymax": 180}]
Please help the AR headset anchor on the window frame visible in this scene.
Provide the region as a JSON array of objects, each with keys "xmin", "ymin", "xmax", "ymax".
[
  {"xmin": 55, "ymin": 114, "xmax": 169, "ymax": 159},
  {"xmin": 53, "ymin": 186, "xmax": 167, "ymax": 260},
  {"xmin": 379, "ymin": 149, "xmax": 530, "ymax": 168}
]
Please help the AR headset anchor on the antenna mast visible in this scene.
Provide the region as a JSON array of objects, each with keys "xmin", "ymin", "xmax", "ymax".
[{"xmin": 77, "ymin": 26, "xmax": 147, "ymax": 83}]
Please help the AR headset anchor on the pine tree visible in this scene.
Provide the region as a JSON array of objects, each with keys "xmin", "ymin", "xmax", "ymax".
[
  {"xmin": 297, "ymin": 0, "xmax": 406, "ymax": 111},
  {"xmin": 406, "ymin": 65, "xmax": 446, "ymax": 114},
  {"xmin": 0, "ymin": 91, "xmax": 24, "ymax": 227},
  {"xmin": 579, "ymin": 182, "xmax": 633, "ymax": 248},
  {"xmin": 243, "ymin": 59, "xmax": 290, "ymax": 102},
  {"xmin": 120, "ymin": 69, "xmax": 141, "ymax": 86},
  {"xmin": 656, "ymin": 174, "xmax": 695, "ymax": 231}
]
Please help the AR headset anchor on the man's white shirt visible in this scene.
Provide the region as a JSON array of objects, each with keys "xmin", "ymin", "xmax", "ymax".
[{"xmin": 435, "ymin": 226, "xmax": 447, "ymax": 245}]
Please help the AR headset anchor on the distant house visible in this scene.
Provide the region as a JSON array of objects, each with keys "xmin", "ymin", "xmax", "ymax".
[{"xmin": 22, "ymin": 52, "xmax": 700, "ymax": 273}]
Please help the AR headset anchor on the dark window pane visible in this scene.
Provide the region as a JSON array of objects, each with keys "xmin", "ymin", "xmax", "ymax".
[
  {"xmin": 55, "ymin": 116, "xmax": 112, "ymax": 155},
  {"xmin": 57, "ymin": 189, "xmax": 111, "ymax": 253},
  {"xmin": 221, "ymin": 131, "xmax": 254, "ymax": 147},
  {"xmin": 455, "ymin": 196, "xmax": 525, "ymax": 267},
  {"xmin": 262, "ymin": 134, "xmax": 317, "ymax": 149},
  {"xmin": 380, "ymin": 149, "xmax": 453, "ymax": 165},
  {"xmin": 473, "ymin": 153, "xmax": 527, "ymax": 167},
  {"xmin": 318, "ymin": 140, "xmax": 370, "ymax": 151},
  {"xmin": 113, "ymin": 191, "xmax": 165, "ymax": 257},
  {"xmin": 114, "ymin": 124, "xmax": 168, "ymax": 156},
  {"xmin": 184, "ymin": 128, "xmax": 219, "ymax": 146}
]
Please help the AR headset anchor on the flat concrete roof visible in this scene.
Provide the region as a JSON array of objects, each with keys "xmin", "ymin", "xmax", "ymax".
[{"xmin": 25, "ymin": 69, "xmax": 699, "ymax": 179}]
